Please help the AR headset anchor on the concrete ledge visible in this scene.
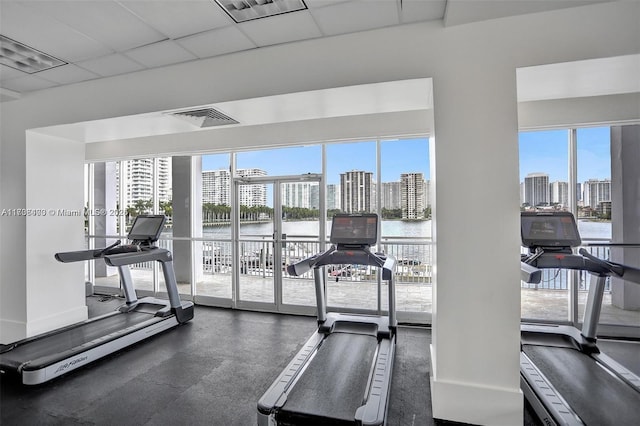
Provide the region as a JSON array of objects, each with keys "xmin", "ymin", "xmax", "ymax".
[{"xmin": 430, "ymin": 345, "xmax": 523, "ymax": 426}]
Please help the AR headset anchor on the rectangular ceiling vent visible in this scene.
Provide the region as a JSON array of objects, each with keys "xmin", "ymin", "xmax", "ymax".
[{"xmin": 172, "ymin": 108, "xmax": 239, "ymax": 128}]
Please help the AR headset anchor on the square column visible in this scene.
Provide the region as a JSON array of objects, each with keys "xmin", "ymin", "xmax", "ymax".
[
  {"xmin": 430, "ymin": 64, "xmax": 523, "ymax": 424},
  {"xmin": 610, "ymin": 125, "xmax": 640, "ymax": 309}
]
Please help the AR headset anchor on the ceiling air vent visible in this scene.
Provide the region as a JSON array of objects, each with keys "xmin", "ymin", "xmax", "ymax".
[{"xmin": 172, "ymin": 108, "xmax": 239, "ymax": 128}]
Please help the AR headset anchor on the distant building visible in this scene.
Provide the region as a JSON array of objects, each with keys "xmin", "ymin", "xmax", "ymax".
[
  {"xmin": 524, "ymin": 173, "xmax": 549, "ymax": 206},
  {"xmin": 550, "ymin": 181, "xmax": 569, "ymax": 207},
  {"xmin": 340, "ymin": 170, "xmax": 374, "ymax": 213},
  {"xmin": 202, "ymin": 169, "xmax": 231, "ymax": 205},
  {"xmin": 381, "ymin": 181, "xmax": 401, "ymax": 210},
  {"xmin": 282, "ymin": 182, "xmax": 319, "ymax": 209},
  {"xmin": 583, "ymin": 179, "xmax": 611, "ymax": 209},
  {"xmin": 401, "ymin": 173, "xmax": 425, "ymax": 219},
  {"xmin": 327, "ymin": 184, "xmax": 341, "ymax": 210},
  {"xmin": 118, "ymin": 158, "xmax": 172, "ymax": 207},
  {"xmin": 236, "ymin": 168, "xmax": 267, "ymax": 207}
]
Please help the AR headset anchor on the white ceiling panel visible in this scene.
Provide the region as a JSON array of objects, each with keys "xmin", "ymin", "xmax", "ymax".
[
  {"xmin": 0, "ymin": 64, "xmax": 26, "ymax": 82},
  {"xmin": 0, "ymin": 73, "xmax": 58, "ymax": 92},
  {"xmin": 305, "ymin": 0, "xmax": 351, "ymax": 9},
  {"xmin": 0, "ymin": 1, "xmax": 113, "ymax": 62},
  {"xmin": 239, "ymin": 10, "xmax": 322, "ymax": 47},
  {"xmin": 124, "ymin": 40, "xmax": 198, "ymax": 68},
  {"xmin": 19, "ymin": 1, "xmax": 166, "ymax": 51},
  {"xmin": 119, "ymin": 0, "xmax": 232, "ymax": 39},
  {"xmin": 77, "ymin": 53, "xmax": 145, "ymax": 77},
  {"xmin": 310, "ymin": 0, "xmax": 400, "ymax": 36},
  {"xmin": 178, "ymin": 26, "xmax": 256, "ymax": 59},
  {"xmin": 35, "ymin": 64, "xmax": 99, "ymax": 85},
  {"xmin": 399, "ymin": 0, "xmax": 447, "ymax": 24}
]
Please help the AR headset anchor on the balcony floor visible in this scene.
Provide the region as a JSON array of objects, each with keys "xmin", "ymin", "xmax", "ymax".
[{"xmin": 94, "ymin": 270, "xmax": 640, "ymax": 329}]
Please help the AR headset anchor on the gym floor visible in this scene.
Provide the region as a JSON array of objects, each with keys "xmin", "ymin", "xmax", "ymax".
[{"xmin": 0, "ymin": 297, "xmax": 611, "ymax": 426}]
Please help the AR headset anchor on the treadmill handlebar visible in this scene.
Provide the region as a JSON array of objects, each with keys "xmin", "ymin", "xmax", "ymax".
[
  {"xmin": 286, "ymin": 244, "xmax": 395, "ymax": 278},
  {"xmin": 104, "ymin": 247, "xmax": 172, "ymax": 267},
  {"xmin": 578, "ymin": 248, "xmax": 640, "ymax": 284}
]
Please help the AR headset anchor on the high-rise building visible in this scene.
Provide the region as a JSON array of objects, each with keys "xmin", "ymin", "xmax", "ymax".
[
  {"xmin": 524, "ymin": 173, "xmax": 549, "ymax": 206},
  {"xmin": 583, "ymin": 179, "xmax": 611, "ymax": 209},
  {"xmin": 381, "ymin": 181, "xmax": 401, "ymax": 210},
  {"xmin": 550, "ymin": 181, "xmax": 569, "ymax": 207},
  {"xmin": 282, "ymin": 182, "xmax": 319, "ymax": 209},
  {"xmin": 202, "ymin": 169, "xmax": 231, "ymax": 205},
  {"xmin": 327, "ymin": 184, "xmax": 341, "ymax": 210},
  {"xmin": 237, "ymin": 168, "xmax": 267, "ymax": 207},
  {"xmin": 401, "ymin": 173, "xmax": 425, "ymax": 219},
  {"xmin": 340, "ymin": 170, "xmax": 373, "ymax": 213},
  {"xmin": 118, "ymin": 158, "xmax": 172, "ymax": 208}
]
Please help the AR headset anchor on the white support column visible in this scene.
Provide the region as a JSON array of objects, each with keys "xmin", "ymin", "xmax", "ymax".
[
  {"xmin": 430, "ymin": 64, "xmax": 523, "ymax": 424},
  {"xmin": 24, "ymin": 131, "xmax": 87, "ymax": 337},
  {"xmin": 610, "ymin": 125, "xmax": 640, "ymax": 310}
]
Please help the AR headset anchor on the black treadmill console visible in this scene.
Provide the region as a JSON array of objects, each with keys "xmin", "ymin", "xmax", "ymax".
[
  {"xmin": 127, "ymin": 215, "xmax": 166, "ymax": 246},
  {"xmin": 521, "ymin": 211, "xmax": 581, "ymax": 250},
  {"xmin": 330, "ymin": 213, "xmax": 378, "ymax": 247}
]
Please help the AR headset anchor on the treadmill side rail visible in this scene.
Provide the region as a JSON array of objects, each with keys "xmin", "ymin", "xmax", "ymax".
[
  {"xmin": 21, "ymin": 316, "xmax": 179, "ymax": 385},
  {"xmin": 355, "ymin": 337, "xmax": 396, "ymax": 426},
  {"xmin": 257, "ymin": 332, "xmax": 325, "ymax": 415},
  {"xmin": 520, "ymin": 352, "xmax": 584, "ymax": 426}
]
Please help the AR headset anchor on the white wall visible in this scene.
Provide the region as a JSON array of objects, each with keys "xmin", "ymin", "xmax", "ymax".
[{"xmin": 1, "ymin": 2, "xmax": 639, "ymax": 424}]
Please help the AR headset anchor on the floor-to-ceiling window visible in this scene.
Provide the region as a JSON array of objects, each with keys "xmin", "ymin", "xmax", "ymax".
[
  {"xmin": 86, "ymin": 136, "xmax": 433, "ymax": 322},
  {"xmin": 519, "ymin": 126, "xmax": 638, "ymax": 330}
]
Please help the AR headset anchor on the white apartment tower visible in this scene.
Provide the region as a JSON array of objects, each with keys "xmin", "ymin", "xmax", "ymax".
[
  {"xmin": 583, "ymin": 179, "xmax": 612, "ymax": 209},
  {"xmin": 237, "ymin": 168, "xmax": 267, "ymax": 207},
  {"xmin": 327, "ymin": 184, "xmax": 341, "ymax": 211},
  {"xmin": 340, "ymin": 170, "xmax": 374, "ymax": 213},
  {"xmin": 550, "ymin": 181, "xmax": 569, "ymax": 207},
  {"xmin": 119, "ymin": 158, "xmax": 172, "ymax": 208},
  {"xmin": 202, "ymin": 169, "xmax": 231, "ymax": 205},
  {"xmin": 524, "ymin": 173, "xmax": 550, "ymax": 207},
  {"xmin": 282, "ymin": 182, "xmax": 319, "ymax": 209},
  {"xmin": 381, "ymin": 181, "xmax": 402, "ymax": 210},
  {"xmin": 401, "ymin": 173, "xmax": 425, "ymax": 219}
]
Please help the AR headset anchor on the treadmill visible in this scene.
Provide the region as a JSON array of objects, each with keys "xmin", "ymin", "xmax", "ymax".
[
  {"xmin": 519, "ymin": 211, "xmax": 640, "ymax": 426},
  {"xmin": 258, "ymin": 213, "xmax": 397, "ymax": 426},
  {"xmin": 0, "ymin": 215, "xmax": 194, "ymax": 385}
]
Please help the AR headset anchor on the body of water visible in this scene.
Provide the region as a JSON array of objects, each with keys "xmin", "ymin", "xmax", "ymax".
[{"xmin": 197, "ymin": 219, "xmax": 611, "ymax": 240}]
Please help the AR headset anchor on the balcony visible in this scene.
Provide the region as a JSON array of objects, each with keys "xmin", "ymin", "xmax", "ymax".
[{"xmin": 90, "ymin": 237, "xmax": 640, "ymax": 329}]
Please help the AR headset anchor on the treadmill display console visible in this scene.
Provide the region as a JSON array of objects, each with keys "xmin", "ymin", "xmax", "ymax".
[
  {"xmin": 128, "ymin": 215, "xmax": 166, "ymax": 243},
  {"xmin": 330, "ymin": 214, "xmax": 378, "ymax": 246},
  {"xmin": 521, "ymin": 211, "xmax": 581, "ymax": 249}
]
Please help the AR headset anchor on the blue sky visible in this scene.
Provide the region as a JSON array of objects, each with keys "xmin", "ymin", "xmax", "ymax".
[
  {"xmin": 203, "ymin": 128, "xmax": 611, "ymax": 186},
  {"xmin": 519, "ymin": 126, "xmax": 611, "ymax": 182},
  {"xmin": 202, "ymin": 138, "xmax": 431, "ymax": 185}
]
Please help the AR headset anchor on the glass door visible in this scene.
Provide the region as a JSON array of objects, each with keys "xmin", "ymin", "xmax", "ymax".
[{"xmin": 233, "ymin": 174, "xmax": 323, "ymax": 313}]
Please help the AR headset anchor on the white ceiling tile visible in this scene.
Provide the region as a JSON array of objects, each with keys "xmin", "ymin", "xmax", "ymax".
[
  {"xmin": 120, "ymin": 0, "xmax": 232, "ymax": 39},
  {"xmin": 0, "ymin": 73, "xmax": 59, "ymax": 92},
  {"xmin": 35, "ymin": 64, "xmax": 99, "ymax": 85},
  {"xmin": 239, "ymin": 11, "xmax": 322, "ymax": 47},
  {"xmin": 77, "ymin": 53, "xmax": 145, "ymax": 77},
  {"xmin": 177, "ymin": 26, "xmax": 256, "ymax": 58},
  {"xmin": 0, "ymin": 1, "xmax": 112, "ymax": 62},
  {"xmin": 124, "ymin": 40, "xmax": 198, "ymax": 68},
  {"xmin": 19, "ymin": 1, "xmax": 166, "ymax": 51},
  {"xmin": 310, "ymin": 0, "xmax": 400, "ymax": 36},
  {"xmin": 305, "ymin": 0, "xmax": 351, "ymax": 9},
  {"xmin": 399, "ymin": 0, "xmax": 446, "ymax": 24},
  {"xmin": 1, "ymin": 64, "xmax": 27, "ymax": 82}
]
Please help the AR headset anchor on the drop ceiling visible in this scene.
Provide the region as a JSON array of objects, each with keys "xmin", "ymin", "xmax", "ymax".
[{"xmin": 0, "ymin": 0, "xmax": 612, "ymax": 98}]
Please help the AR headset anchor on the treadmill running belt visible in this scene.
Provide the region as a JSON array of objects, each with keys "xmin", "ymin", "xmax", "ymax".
[
  {"xmin": 0, "ymin": 311, "xmax": 155, "ymax": 370},
  {"xmin": 279, "ymin": 333, "xmax": 377, "ymax": 425},
  {"xmin": 523, "ymin": 344, "xmax": 640, "ymax": 425}
]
